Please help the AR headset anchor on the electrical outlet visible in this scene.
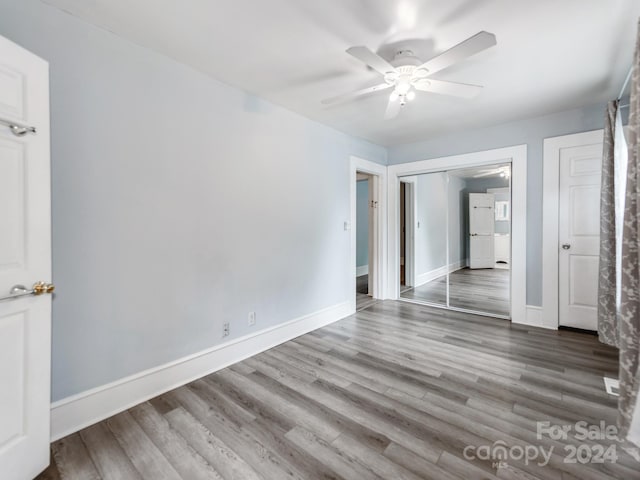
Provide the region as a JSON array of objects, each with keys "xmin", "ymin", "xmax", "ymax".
[
  {"xmin": 223, "ymin": 322, "xmax": 230, "ymax": 337},
  {"xmin": 248, "ymin": 311, "xmax": 256, "ymax": 326}
]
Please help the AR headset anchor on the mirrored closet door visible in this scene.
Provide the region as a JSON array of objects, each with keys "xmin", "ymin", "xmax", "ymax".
[{"xmin": 399, "ymin": 164, "xmax": 511, "ymax": 318}]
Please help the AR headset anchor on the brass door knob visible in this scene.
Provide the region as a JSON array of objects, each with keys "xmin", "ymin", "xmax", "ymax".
[{"xmin": 33, "ymin": 281, "xmax": 55, "ymax": 295}]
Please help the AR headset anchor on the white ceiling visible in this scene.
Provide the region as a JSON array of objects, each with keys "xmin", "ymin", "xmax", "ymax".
[{"xmin": 43, "ymin": 0, "xmax": 639, "ymax": 146}]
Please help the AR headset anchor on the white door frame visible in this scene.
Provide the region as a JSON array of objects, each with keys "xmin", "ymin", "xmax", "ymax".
[
  {"xmin": 350, "ymin": 156, "xmax": 387, "ymax": 310},
  {"xmin": 387, "ymin": 145, "xmax": 527, "ymax": 325},
  {"xmin": 542, "ymin": 129, "xmax": 604, "ymax": 329}
]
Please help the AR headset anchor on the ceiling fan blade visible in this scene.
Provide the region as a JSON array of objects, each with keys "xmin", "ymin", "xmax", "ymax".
[
  {"xmin": 417, "ymin": 31, "xmax": 496, "ymax": 75},
  {"xmin": 384, "ymin": 97, "xmax": 402, "ymax": 120},
  {"xmin": 321, "ymin": 83, "xmax": 392, "ymax": 105},
  {"xmin": 414, "ymin": 78, "xmax": 483, "ymax": 98},
  {"xmin": 346, "ymin": 46, "xmax": 397, "ymax": 76}
]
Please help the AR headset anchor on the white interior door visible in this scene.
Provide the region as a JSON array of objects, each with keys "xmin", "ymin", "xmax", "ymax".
[
  {"xmin": 558, "ymin": 142, "xmax": 602, "ymax": 330},
  {"xmin": 0, "ymin": 35, "xmax": 52, "ymax": 479},
  {"xmin": 469, "ymin": 193, "xmax": 495, "ymax": 269}
]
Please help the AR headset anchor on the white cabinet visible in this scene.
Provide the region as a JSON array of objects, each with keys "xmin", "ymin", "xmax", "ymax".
[{"xmin": 495, "ymin": 234, "xmax": 510, "ymax": 265}]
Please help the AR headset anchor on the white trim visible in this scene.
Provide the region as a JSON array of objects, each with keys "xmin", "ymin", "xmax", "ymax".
[
  {"xmin": 603, "ymin": 377, "xmax": 620, "ymax": 397},
  {"xmin": 350, "ymin": 156, "xmax": 388, "ymax": 310},
  {"xmin": 367, "ymin": 176, "xmax": 374, "ymax": 294},
  {"xmin": 50, "ymin": 301, "xmax": 351, "ymax": 441},
  {"xmin": 521, "ymin": 305, "xmax": 550, "ymax": 329},
  {"xmin": 388, "ymin": 145, "xmax": 527, "ymax": 324},
  {"xmin": 486, "ymin": 187, "xmax": 510, "ymax": 194},
  {"xmin": 415, "ymin": 259, "xmax": 468, "ymax": 288},
  {"xmin": 542, "ymin": 130, "xmax": 604, "ymax": 329},
  {"xmin": 356, "ymin": 265, "xmax": 369, "ymax": 277}
]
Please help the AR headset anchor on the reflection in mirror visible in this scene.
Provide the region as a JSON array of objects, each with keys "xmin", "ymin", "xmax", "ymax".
[
  {"xmin": 399, "ymin": 172, "xmax": 448, "ymax": 306},
  {"xmin": 398, "ymin": 164, "xmax": 512, "ymax": 318},
  {"xmin": 448, "ymin": 164, "xmax": 511, "ymax": 317}
]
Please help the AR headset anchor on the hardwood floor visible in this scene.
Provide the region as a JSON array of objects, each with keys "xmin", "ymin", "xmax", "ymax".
[
  {"xmin": 356, "ymin": 293, "xmax": 377, "ymax": 311},
  {"xmin": 356, "ymin": 274, "xmax": 377, "ymax": 311},
  {"xmin": 39, "ymin": 301, "xmax": 638, "ymax": 480},
  {"xmin": 401, "ymin": 274, "xmax": 447, "ymax": 305},
  {"xmin": 402, "ymin": 268, "xmax": 510, "ymax": 316}
]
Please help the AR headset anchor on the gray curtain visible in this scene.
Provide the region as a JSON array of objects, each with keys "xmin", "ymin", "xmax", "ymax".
[
  {"xmin": 598, "ymin": 100, "xmax": 619, "ymax": 347},
  {"xmin": 619, "ymin": 20, "xmax": 640, "ymax": 440}
]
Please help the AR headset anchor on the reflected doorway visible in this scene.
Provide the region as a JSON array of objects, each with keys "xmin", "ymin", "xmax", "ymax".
[
  {"xmin": 399, "ymin": 178, "xmax": 416, "ymax": 296},
  {"xmin": 356, "ymin": 172, "xmax": 377, "ymax": 310},
  {"xmin": 399, "ymin": 164, "xmax": 511, "ymax": 318}
]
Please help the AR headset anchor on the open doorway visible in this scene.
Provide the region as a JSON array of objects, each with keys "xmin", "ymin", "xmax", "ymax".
[
  {"xmin": 399, "ymin": 178, "xmax": 415, "ymax": 295},
  {"xmin": 350, "ymin": 155, "xmax": 387, "ymax": 313},
  {"xmin": 356, "ymin": 172, "xmax": 376, "ymax": 310}
]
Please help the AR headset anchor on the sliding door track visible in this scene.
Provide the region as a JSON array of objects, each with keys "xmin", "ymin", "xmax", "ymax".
[{"xmin": 397, "ymin": 296, "xmax": 511, "ymax": 321}]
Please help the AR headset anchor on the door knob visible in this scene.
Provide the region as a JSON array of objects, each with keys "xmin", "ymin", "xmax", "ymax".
[
  {"xmin": 33, "ymin": 281, "xmax": 55, "ymax": 295},
  {"xmin": 9, "ymin": 285, "xmax": 29, "ymax": 295},
  {"xmin": 562, "ymin": 244, "xmax": 571, "ymax": 250},
  {"xmin": 1, "ymin": 282, "xmax": 55, "ymax": 303}
]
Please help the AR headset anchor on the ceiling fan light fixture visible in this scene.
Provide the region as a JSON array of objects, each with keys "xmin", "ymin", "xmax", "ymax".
[
  {"xmin": 396, "ymin": 82, "xmax": 411, "ymax": 95},
  {"xmin": 389, "ymin": 91, "xmax": 399, "ymax": 101},
  {"xmin": 406, "ymin": 90, "xmax": 416, "ymax": 101}
]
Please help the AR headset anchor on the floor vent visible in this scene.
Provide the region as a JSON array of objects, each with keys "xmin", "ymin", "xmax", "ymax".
[{"xmin": 603, "ymin": 377, "xmax": 619, "ymax": 396}]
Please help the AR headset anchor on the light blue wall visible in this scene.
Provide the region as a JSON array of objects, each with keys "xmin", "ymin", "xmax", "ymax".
[
  {"xmin": 0, "ymin": 0, "xmax": 386, "ymax": 401},
  {"xmin": 0, "ymin": 0, "xmax": 612, "ymax": 403},
  {"xmin": 389, "ymin": 104, "xmax": 606, "ymax": 306},
  {"xmin": 493, "ymin": 191, "xmax": 511, "ymax": 235},
  {"xmin": 356, "ymin": 180, "xmax": 369, "ymax": 268},
  {"xmin": 415, "ymin": 173, "xmax": 448, "ymax": 276},
  {"xmin": 464, "ymin": 176, "xmax": 510, "ymax": 191}
]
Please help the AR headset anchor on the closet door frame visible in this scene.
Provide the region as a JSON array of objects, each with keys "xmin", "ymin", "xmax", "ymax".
[{"xmin": 387, "ymin": 145, "xmax": 527, "ymax": 326}]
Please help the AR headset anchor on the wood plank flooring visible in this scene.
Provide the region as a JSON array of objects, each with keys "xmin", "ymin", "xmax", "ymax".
[
  {"xmin": 402, "ymin": 268, "xmax": 510, "ymax": 316},
  {"xmin": 356, "ymin": 293, "xmax": 377, "ymax": 311},
  {"xmin": 39, "ymin": 301, "xmax": 638, "ymax": 480},
  {"xmin": 356, "ymin": 274, "xmax": 378, "ymax": 311}
]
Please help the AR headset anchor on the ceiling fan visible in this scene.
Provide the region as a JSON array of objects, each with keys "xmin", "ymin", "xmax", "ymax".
[{"xmin": 322, "ymin": 31, "xmax": 497, "ymax": 119}]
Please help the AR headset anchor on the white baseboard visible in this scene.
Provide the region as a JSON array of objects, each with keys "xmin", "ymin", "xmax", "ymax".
[
  {"xmin": 517, "ymin": 305, "xmax": 556, "ymax": 330},
  {"xmin": 50, "ymin": 301, "xmax": 352, "ymax": 442},
  {"xmin": 356, "ymin": 265, "xmax": 369, "ymax": 277},
  {"xmin": 415, "ymin": 259, "xmax": 467, "ymax": 288}
]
